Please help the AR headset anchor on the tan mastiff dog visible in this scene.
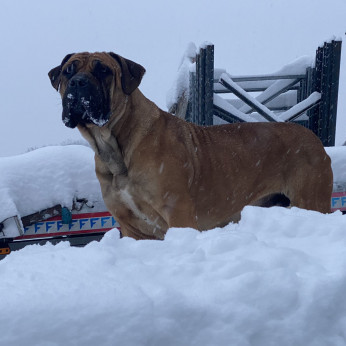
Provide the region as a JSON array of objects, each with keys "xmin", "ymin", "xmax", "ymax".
[{"xmin": 49, "ymin": 52, "xmax": 333, "ymax": 240}]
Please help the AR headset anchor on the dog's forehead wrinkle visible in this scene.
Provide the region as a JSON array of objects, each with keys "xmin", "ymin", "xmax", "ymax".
[{"xmin": 73, "ymin": 52, "xmax": 116, "ymax": 66}]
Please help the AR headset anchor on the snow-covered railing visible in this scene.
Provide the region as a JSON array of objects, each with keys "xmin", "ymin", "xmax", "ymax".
[{"xmin": 169, "ymin": 40, "xmax": 342, "ymax": 146}]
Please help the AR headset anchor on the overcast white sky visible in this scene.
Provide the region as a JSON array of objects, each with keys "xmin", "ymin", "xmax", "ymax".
[{"xmin": 0, "ymin": 0, "xmax": 345, "ymax": 156}]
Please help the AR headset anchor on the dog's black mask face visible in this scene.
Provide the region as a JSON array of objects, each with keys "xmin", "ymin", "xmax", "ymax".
[
  {"xmin": 49, "ymin": 52, "xmax": 146, "ymax": 129},
  {"xmin": 61, "ymin": 59, "xmax": 112, "ymax": 129}
]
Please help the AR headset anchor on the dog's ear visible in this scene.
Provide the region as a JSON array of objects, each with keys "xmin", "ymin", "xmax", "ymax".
[
  {"xmin": 48, "ymin": 53, "xmax": 75, "ymax": 91},
  {"xmin": 108, "ymin": 52, "xmax": 146, "ymax": 95}
]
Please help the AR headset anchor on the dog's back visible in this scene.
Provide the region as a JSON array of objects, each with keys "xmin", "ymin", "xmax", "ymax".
[{"xmin": 174, "ymin": 120, "xmax": 333, "ymax": 229}]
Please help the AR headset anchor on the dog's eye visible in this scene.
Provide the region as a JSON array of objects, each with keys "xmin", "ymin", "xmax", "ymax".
[
  {"xmin": 63, "ymin": 64, "xmax": 75, "ymax": 76},
  {"xmin": 94, "ymin": 61, "xmax": 110, "ymax": 75}
]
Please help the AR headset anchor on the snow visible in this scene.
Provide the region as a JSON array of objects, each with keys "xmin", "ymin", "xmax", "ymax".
[
  {"xmin": 238, "ymin": 79, "xmax": 295, "ymax": 114},
  {"xmin": 166, "ymin": 42, "xmax": 197, "ymax": 111},
  {"xmin": 2, "ymin": 207, "xmax": 346, "ymax": 346},
  {"xmin": 0, "ymin": 2, "xmax": 344, "ymax": 343},
  {"xmin": 228, "ymin": 56, "xmax": 314, "ymax": 83},
  {"xmin": 327, "ymin": 146, "xmax": 346, "ymax": 184},
  {"xmin": 0, "ymin": 145, "xmax": 346, "ymax": 345},
  {"xmin": 271, "ymin": 56, "xmax": 314, "ymax": 76},
  {"xmin": 0, "ymin": 145, "xmax": 101, "ymax": 224},
  {"xmin": 219, "ymin": 73, "xmax": 282, "ymax": 122},
  {"xmin": 213, "ymin": 93, "xmax": 259, "ymax": 123},
  {"xmin": 279, "ymin": 91, "xmax": 321, "ymax": 121}
]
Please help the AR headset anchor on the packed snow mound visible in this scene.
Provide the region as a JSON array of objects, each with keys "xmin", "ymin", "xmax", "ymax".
[
  {"xmin": 166, "ymin": 42, "xmax": 197, "ymax": 111},
  {"xmin": 1, "ymin": 206, "xmax": 346, "ymax": 345},
  {"xmin": 326, "ymin": 146, "xmax": 346, "ymax": 183},
  {"xmin": 0, "ymin": 145, "xmax": 101, "ymax": 222}
]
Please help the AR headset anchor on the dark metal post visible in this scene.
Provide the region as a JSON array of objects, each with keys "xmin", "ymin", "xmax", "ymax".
[
  {"xmin": 319, "ymin": 42, "xmax": 333, "ymax": 145},
  {"xmin": 327, "ymin": 40, "xmax": 342, "ymax": 146},
  {"xmin": 188, "ymin": 70, "xmax": 196, "ymax": 123},
  {"xmin": 310, "ymin": 46, "xmax": 323, "ymax": 137},
  {"xmin": 310, "ymin": 40, "xmax": 342, "ymax": 146},
  {"xmin": 204, "ymin": 45, "xmax": 214, "ymax": 126},
  {"xmin": 192, "ymin": 45, "xmax": 215, "ymax": 126},
  {"xmin": 197, "ymin": 48, "xmax": 205, "ymax": 125}
]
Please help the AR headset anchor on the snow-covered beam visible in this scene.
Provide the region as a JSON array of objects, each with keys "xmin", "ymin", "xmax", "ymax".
[{"xmin": 219, "ymin": 74, "xmax": 282, "ymax": 122}]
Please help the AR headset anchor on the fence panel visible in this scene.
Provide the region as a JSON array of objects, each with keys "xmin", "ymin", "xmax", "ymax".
[{"xmin": 175, "ymin": 41, "xmax": 341, "ymax": 146}]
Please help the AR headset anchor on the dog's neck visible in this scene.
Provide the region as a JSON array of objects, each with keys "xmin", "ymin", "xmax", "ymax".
[
  {"xmin": 112, "ymin": 89, "xmax": 160, "ymax": 156},
  {"xmin": 78, "ymin": 88, "xmax": 159, "ymax": 179}
]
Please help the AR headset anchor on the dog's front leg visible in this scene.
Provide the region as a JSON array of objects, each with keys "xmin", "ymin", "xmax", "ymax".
[{"xmin": 162, "ymin": 195, "xmax": 199, "ymax": 230}]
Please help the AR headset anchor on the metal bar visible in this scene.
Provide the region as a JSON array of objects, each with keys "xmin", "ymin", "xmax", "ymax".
[
  {"xmin": 219, "ymin": 75, "xmax": 279, "ymax": 122},
  {"xmin": 326, "ymin": 40, "xmax": 342, "ymax": 146},
  {"xmin": 241, "ymin": 78, "xmax": 301, "ymax": 114},
  {"xmin": 319, "ymin": 42, "xmax": 332, "ymax": 146},
  {"xmin": 309, "ymin": 46, "xmax": 323, "ymax": 136},
  {"xmin": 281, "ymin": 92, "xmax": 321, "ymax": 121},
  {"xmin": 221, "ymin": 74, "xmax": 306, "ymax": 82},
  {"xmin": 197, "ymin": 47, "xmax": 206, "ymax": 125},
  {"xmin": 188, "ymin": 71, "xmax": 196, "ymax": 123},
  {"xmin": 288, "ymin": 102, "xmax": 320, "ymax": 122},
  {"xmin": 298, "ymin": 77, "xmax": 306, "ymax": 103},
  {"xmin": 195, "ymin": 52, "xmax": 200, "ymax": 124},
  {"xmin": 305, "ymin": 67, "xmax": 313, "ymax": 122},
  {"xmin": 213, "ymin": 105, "xmax": 246, "ymax": 124},
  {"xmin": 214, "ymin": 84, "xmax": 300, "ymax": 93},
  {"xmin": 204, "ymin": 45, "xmax": 214, "ymax": 125}
]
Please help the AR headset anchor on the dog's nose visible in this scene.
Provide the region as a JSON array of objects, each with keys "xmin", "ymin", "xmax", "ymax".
[{"xmin": 68, "ymin": 74, "xmax": 89, "ymax": 88}]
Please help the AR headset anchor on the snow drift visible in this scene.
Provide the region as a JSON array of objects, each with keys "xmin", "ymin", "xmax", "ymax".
[{"xmin": 1, "ymin": 206, "xmax": 346, "ymax": 346}]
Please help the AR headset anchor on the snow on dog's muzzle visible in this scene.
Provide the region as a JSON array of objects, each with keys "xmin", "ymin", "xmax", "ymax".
[{"xmin": 61, "ymin": 73, "xmax": 110, "ymax": 128}]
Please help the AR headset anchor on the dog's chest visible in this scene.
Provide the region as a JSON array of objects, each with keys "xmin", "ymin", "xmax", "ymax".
[{"xmin": 118, "ymin": 188, "xmax": 148, "ymax": 222}]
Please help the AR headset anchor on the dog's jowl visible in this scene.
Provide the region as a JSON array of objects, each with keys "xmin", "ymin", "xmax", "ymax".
[{"xmin": 49, "ymin": 52, "xmax": 333, "ymax": 240}]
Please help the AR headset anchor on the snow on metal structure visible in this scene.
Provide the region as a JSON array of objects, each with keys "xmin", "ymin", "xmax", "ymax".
[{"xmin": 170, "ymin": 40, "xmax": 342, "ymax": 147}]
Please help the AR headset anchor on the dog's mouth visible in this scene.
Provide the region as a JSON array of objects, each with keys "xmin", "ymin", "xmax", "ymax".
[
  {"xmin": 62, "ymin": 93, "xmax": 110, "ymax": 129},
  {"xmin": 62, "ymin": 74, "xmax": 110, "ymax": 129},
  {"xmin": 63, "ymin": 94, "xmax": 110, "ymax": 129}
]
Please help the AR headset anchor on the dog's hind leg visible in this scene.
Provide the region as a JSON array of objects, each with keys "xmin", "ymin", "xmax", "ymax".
[
  {"xmin": 289, "ymin": 186, "xmax": 332, "ymax": 214},
  {"xmin": 286, "ymin": 172, "xmax": 333, "ymax": 214}
]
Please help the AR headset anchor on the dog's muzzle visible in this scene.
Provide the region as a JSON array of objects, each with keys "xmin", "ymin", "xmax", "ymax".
[{"xmin": 62, "ymin": 73, "xmax": 110, "ymax": 128}]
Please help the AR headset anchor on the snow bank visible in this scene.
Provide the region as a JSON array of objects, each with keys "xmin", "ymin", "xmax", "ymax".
[
  {"xmin": 166, "ymin": 42, "xmax": 197, "ymax": 111},
  {"xmin": 1, "ymin": 206, "xmax": 346, "ymax": 345},
  {"xmin": 0, "ymin": 145, "xmax": 101, "ymax": 222},
  {"xmin": 326, "ymin": 146, "xmax": 346, "ymax": 184}
]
